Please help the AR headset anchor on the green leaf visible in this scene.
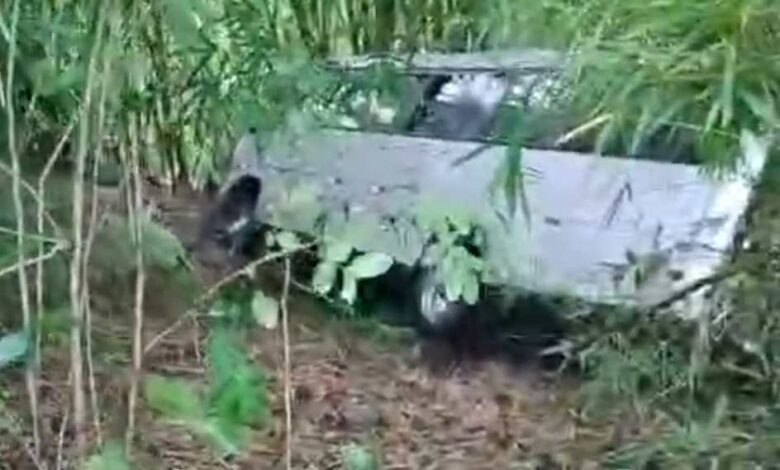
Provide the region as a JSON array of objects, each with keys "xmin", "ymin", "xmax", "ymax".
[
  {"xmin": 415, "ymin": 198, "xmax": 452, "ymax": 235},
  {"xmin": 323, "ymin": 239, "xmax": 353, "ymax": 263},
  {"xmin": 347, "ymin": 252, "xmax": 394, "ymax": 280},
  {"xmin": 206, "ymin": 329, "xmax": 268, "ymax": 452},
  {"xmin": 443, "ymin": 266, "xmax": 464, "ymax": 302},
  {"xmin": 198, "ymin": 417, "xmax": 241, "ymax": 457},
  {"xmin": 491, "ymin": 116, "xmax": 532, "ymax": 224},
  {"xmin": 144, "ymin": 375, "xmax": 204, "ymax": 421},
  {"xmin": 424, "ymin": 244, "xmax": 448, "ymax": 267},
  {"xmin": 0, "ymin": 331, "xmax": 29, "ymax": 370},
  {"xmin": 340, "ymin": 269, "xmax": 358, "ymax": 305},
  {"xmin": 594, "ymin": 118, "xmax": 616, "ymax": 157},
  {"xmin": 264, "ymin": 231, "xmax": 277, "ymax": 248},
  {"xmin": 276, "ymin": 231, "xmax": 302, "ymax": 251},
  {"xmin": 720, "ymin": 43, "xmax": 736, "ymax": 128},
  {"xmin": 251, "ymin": 291, "xmax": 279, "ymax": 329},
  {"xmin": 739, "ymin": 89, "xmax": 778, "ymax": 127},
  {"xmin": 342, "ymin": 443, "xmax": 377, "ymax": 470},
  {"xmin": 462, "ymin": 274, "xmax": 480, "ymax": 305},
  {"xmin": 448, "ymin": 210, "xmax": 475, "ymax": 236},
  {"xmin": 629, "ymin": 99, "xmax": 656, "ymax": 155},
  {"xmin": 312, "ymin": 260, "xmax": 339, "ymax": 295},
  {"xmin": 704, "ymin": 100, "xmax": 721, "ymax": 134}
]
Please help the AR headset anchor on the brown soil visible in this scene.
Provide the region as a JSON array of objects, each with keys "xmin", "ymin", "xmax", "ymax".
[{"xmin": 1, "ymin": 184, "xmax": 614, "ymax": 470}]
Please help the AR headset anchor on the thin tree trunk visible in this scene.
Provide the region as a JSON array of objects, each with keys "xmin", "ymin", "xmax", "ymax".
[
  {"xmin": 147, "ymin": 4, "xmax": 179, "ymax": 193},
  {"xmin": 5, "ymin": 0, "xmax": 41, "ymax": 461},
  {"xmin": 125, "ymin": 113, "xmax": 146, "ymax": 456},
  {"xmin": 69, "ymin": 0, "xmax": 108, "ymax": 460}
]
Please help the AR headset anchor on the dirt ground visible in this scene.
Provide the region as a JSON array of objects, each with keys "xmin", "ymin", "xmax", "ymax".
[
  {"xmin": 1, "ymin": 184, "xmax": 614, "ymax": 469},
  {"xmin": 137, "ymin": 300, "xmax": 608, "ymax": 469}
]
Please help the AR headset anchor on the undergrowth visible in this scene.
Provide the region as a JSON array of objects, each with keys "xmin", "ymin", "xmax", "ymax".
[{"xmin": 569, "ymin": 155, "xmax": 780, "ymax": 467}]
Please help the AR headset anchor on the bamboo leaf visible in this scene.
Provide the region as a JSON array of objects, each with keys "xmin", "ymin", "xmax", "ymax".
[
  {"xmin": 720, "ymin": 43, "xmax": 736, "ymax": 128},
  {"xmin": 739, "ymin": 88, "xmax": 778, "ymax": 128}
]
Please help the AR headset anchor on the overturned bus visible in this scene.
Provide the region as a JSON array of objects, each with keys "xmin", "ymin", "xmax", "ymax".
[{"xmin": 217, "ymin": 49, "xmax": 770, "ymax": 328}]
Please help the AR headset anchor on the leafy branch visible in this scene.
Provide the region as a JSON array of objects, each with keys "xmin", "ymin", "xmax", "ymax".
[
  {"xmin": 415, "ymin": 201, "xmax": 487, "ymax": 305},
  {"xmin": 143, "ymin": 235, "xmax": 315, "ymax": 355},
  {"xmin": 311, "ymin": 237, "xmax": 395, "ymax": 306}
]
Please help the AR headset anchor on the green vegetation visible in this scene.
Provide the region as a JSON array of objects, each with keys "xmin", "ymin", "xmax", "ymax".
[
  {"xmin": 0, "ymin": 0, "xmax": 779, "ymax": 468},
  {"xmin": 562, "ymin": 0, "xmax": 780, "ymax": 170}
]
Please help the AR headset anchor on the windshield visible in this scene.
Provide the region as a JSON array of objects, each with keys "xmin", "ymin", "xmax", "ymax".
[
  {"xmin": 335, "ymin": 65, "xmax": 562, "ymax": 140},
  {"xmin": 331, "ymin": 56, "xmax": 699, "ymax": 165}
]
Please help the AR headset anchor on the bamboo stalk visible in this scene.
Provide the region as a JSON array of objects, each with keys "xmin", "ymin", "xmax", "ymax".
[
  {"xmin": 125, "ymin": 112, "xmax": 147, "ymax": 456},
  {"xmin": 282, "ymin": 256, "xmax": 293, "ymax": 470},
  {"xmin": 4, "ymin": 0, "xmax": 41, "ymax": 460},
  {"xmin": 80, "ymin": 16, "xmax": 115, "ymax": 446},
  {"xmin": 36, "ymin": 119, "xmax": 76, "ymax": 375},
  {"xmin": 69, "ymin": 0, "xmax": 109, "ymax": 460}
]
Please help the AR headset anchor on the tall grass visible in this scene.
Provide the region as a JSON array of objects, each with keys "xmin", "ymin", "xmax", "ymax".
[{"xmin": 561, "ymin": 0, "xmax": 780, "ymax": 168}]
